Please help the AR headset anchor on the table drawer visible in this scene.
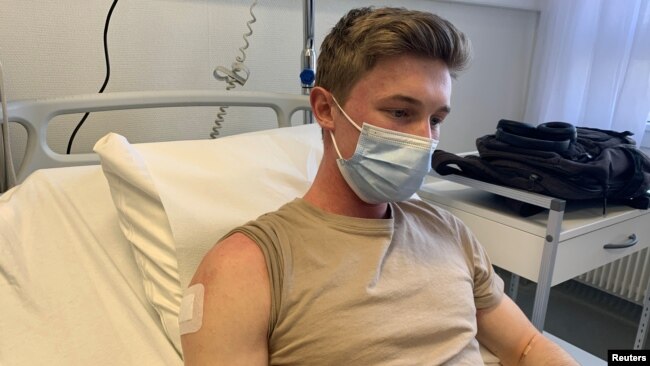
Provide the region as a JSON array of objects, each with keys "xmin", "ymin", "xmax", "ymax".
[{"xmin": 554, "ymin": 213, "xmax": 650, "ymax": 283}]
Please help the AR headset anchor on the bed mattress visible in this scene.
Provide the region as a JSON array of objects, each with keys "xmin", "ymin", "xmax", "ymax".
[{"xmin": 0, "ymin": 165, "xmax": 181, "ymax": 365}]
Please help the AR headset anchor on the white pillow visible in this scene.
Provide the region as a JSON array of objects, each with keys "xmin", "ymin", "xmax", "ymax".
[
  {"xmin": 94, "ymin": 124, "xmax": 323, "ymax": 353},
  {"xmin": 94, "ymin": 134, "xmax": 182, "ymax": 354}
]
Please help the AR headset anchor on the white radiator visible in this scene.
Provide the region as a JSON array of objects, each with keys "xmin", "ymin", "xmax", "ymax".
[{"xmin": 577, "ymin": 247, "xmax": 650, "ymax": 305}]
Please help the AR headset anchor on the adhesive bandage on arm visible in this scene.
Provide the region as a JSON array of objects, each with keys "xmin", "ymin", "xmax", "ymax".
[{"xmin": 179, "ymin": 283, "xmax": 205, "ymax": 335}]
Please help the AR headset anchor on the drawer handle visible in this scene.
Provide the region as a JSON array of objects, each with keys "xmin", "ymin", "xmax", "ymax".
[{"xmin": 603, "ymin": 234, "xmax": 638, "ymax": 249}]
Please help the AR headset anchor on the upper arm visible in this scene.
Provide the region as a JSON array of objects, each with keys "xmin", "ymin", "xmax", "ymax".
[
  {"xmin": 476, "ymin": 296, "xmax": 538, "ymax": 366},
  {"xmin": 181, "ymin": 233, "xmax": 271, "ymax": 366}
]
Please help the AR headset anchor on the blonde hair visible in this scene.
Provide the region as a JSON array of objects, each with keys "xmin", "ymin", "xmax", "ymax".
[{"xmin": 315, "ymin": 7, "xmax": 471, "ymax": 103}]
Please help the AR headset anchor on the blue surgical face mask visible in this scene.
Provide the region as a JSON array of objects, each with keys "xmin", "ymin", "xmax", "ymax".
[{"xmin": 330, "ymin": 97, "xmax": 438, "ymax": 204}]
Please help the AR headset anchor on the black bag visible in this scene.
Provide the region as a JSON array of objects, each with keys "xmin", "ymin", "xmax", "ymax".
[{"xmin": 432, "ymin": 120, "xmax": 650, "ymax": 214}]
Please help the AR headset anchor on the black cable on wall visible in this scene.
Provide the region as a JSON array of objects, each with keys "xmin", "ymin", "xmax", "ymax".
[{"xmin": 67, "ymin": 0, "xmax": 119, "ymax": 154}]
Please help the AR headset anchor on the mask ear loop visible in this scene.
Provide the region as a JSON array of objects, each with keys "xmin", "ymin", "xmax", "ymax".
[
  {"xmin": 329, "ymin": 131, "xmax": 344, "ymax": 159},
  {"xmin": 331, "ymin": 96, "xmax": 363, "ymax": 132},
  {"xmin": 330, "ymin": 96, "xmax": 363, "ymax": 160}
]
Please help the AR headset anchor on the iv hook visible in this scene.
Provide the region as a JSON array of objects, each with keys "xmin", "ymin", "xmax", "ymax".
[{"xmin": 213, "ymin": 61, "xmax": 250, "ymax": 87}]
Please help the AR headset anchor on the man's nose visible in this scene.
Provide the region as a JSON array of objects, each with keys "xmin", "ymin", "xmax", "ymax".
[{"xmin": 416, "ymin": 119, "xmax": 433, "ymax": 139}]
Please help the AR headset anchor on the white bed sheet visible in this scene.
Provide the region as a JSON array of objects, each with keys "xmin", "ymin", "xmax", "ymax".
[{"xmin": 0, "ymin": 165, "xmax": 181, "ymax": 365}]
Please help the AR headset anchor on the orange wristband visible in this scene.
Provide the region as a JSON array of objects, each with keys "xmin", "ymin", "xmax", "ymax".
[{"xmin": 519, "ymin": 333, "xmax": 539, "ymax": 363}]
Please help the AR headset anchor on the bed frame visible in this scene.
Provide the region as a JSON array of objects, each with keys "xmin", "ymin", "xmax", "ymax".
[{"xmin": 6, "ymin": 90, "xmax": 310, "ymax": 182}]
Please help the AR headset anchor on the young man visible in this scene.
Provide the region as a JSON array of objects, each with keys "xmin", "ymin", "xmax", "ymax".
[{"xmin": 182, "ymin": 7, "xmax": 578, "ymax": 365}]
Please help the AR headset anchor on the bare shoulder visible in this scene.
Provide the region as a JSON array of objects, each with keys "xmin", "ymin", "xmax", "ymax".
[
  {"xmin": 181, "ymin": 233, "xmax": 270, "ymax": 366},
  {"xmin": 194, "ymin": 232, "xmax": 269, "ymax": 284}
]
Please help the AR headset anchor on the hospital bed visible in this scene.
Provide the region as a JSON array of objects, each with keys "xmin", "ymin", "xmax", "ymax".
[{"xmin": 0, "ymin": 90, "xmax": 501, "ymax": 365}]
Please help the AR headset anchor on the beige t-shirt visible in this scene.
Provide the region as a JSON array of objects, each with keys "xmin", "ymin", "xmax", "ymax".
[{"xmin": 230, "ymin": 198, "xmax": 504, "ymax": 365}]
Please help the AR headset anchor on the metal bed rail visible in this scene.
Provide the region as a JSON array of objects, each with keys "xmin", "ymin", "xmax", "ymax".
[{"xmin": 4, "ymin": 90, "xmax": 310, "ymax": 183}]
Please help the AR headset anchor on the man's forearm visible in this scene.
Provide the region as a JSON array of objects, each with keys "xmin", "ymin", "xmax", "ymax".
[{"xmin": 519, "ymin": 335, "xmax": 579, "ymax": 366}]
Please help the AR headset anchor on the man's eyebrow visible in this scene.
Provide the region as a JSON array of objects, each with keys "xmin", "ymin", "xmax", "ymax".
[
  {"xmin": 438, "ymin": 105, "xmax": 452, "ymax": 114},
  {"xmin": 380, "ymin": 94, "xmax": 422, "ymax": 106},
  {"xmin": 380, "ymin": 94, "xmax": 451, "ymax": 114}
]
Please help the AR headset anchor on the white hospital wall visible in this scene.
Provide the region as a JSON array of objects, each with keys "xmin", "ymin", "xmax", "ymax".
[{"xmin": 0, "ymin": 0, "xmax": 538, "ymax": 170}]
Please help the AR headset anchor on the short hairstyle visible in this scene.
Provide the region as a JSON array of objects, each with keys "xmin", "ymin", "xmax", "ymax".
[{"xmin": 315, "ymin": 7, "xmax": 471, "ymax": 103}]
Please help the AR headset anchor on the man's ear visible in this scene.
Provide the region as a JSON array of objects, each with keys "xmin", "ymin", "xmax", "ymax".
[{"xmin": 310, "ymin": 87, "xmax": 336, "ymax": 131}]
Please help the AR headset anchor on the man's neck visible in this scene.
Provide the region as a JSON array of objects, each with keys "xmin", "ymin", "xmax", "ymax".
[{"xmin": 303, "ymin": 159, "xmax": 390, "ymax": 219}]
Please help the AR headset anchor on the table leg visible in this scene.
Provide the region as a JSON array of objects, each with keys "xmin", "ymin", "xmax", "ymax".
[
  {"xmin": 531, "ymin": 208, "xmax": 564, "ymax": 330},
  {"xmin": 508, "ymin": 273, "xmax": 520, "ymax": 301},
  {"xmin": 635, "ymin": 279, "xmax": 650, "ymax": 349}
]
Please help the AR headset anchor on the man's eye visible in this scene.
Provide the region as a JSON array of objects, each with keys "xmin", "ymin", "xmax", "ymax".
[
  {"xmin": 389, "ymin": 110, "xmax": 409, "ymax": 118},
  {"xmin": 430, "ymin": 117, "xmax": 443, "ymax": 127}
]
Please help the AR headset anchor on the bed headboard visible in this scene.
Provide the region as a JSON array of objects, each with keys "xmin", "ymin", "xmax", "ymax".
[{"xmin": 5, "ymin": 90, "xmax": 311, "ymax": 183}]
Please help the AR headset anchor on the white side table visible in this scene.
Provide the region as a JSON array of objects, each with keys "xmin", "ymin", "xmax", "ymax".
[{"xmin": 418, "ymin": 173, "xmax": 650, "ymax": 350}]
